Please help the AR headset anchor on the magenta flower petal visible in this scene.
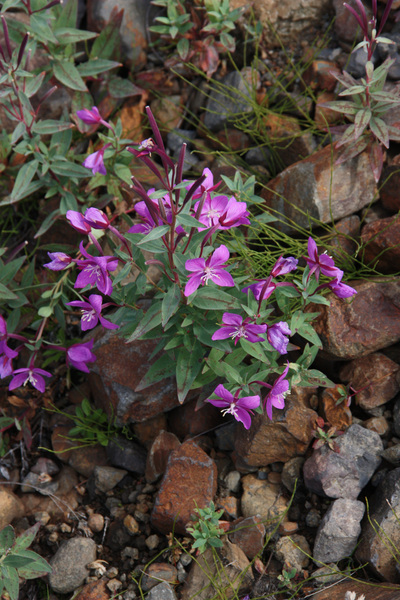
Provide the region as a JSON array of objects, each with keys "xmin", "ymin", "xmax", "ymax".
[
  {"xmin": 83, "ymin": 149, "xmax": 107, "ymax": 175},
  {"xmin": 76, "ymin": 107, "xmax": 102, "ymax": 124},
  {"xmin": 67, "ymin": 340, "xmax": 96, "ymax": 373},
  {"xmin": 221, "ymin": 313, "xmax": 243, "ymax": 326},
  {"xmin": 210, "ymin": 269, "xmax": 234, "ymax": 287},
  {"xmin": 264, "ymin": 363, "xmax": 290, "ymax": 420},
  {"xmin": 328, "ymin": 279, "xmax": 357, "ymax": 298},
  {"xmin": 266, "ymin": 321, "xmax": 292, "ymax": 354},
  {"xmin": 66, "ymin": 210, "xmax": 92, "ymax": 234},
  {"xmin": 185, "ymin": 258, "xmax": 206, "ymax": 273},
  {"xmin": 213, "ymin": 384, "xmax": 233, "ymax": 402},
  {"xmin": 84, "ymin": 208, "xmax": 109, "ymax": 229},
  {"xmin": 44, "ymin": 252, "xmax": 72, "ymax": 271},
  {"xmin": 184, "ymin": 274, "xmax": 203, "ymax": 297},
  {"xmin": 209, "ymin": 244, "xmax": 230, "ymax": 267},
  {"xmin": 271, "ymin": 256, "xmax": 298, "ymax": 277}
]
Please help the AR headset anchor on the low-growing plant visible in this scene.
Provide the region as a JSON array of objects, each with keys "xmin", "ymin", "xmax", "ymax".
[
  {"xmin": 324, "ymin": 0, "xmax": 400, "ymax": 181},
  {"xmin": 0, "ymin": 523, "xmax": 51, "ymax": 600},
  {"xmin": 312, "ymin": 416, "xmax": 343, "ymax": 452},
  {"xmin": 186, "ymin": 501, "xmax": 225, "ymax": 554},
  {"xmin": 150, "ymin": 0, "xmax": 243, "ymax": 77}
]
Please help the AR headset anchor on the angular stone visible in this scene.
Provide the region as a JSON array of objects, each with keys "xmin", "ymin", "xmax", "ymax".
[
  {"xmin": 312, "ymin": 580, "xmax": 400, "ymax": 600},
  {"xmin": 363, "ymin": 416, "xmax": 390, "ymax": 437},
  {"xmin": 147, "ymin": 582, "xmax": 178, "ymax": 600},
  {"xmin": 151, "ymin": 440, "xmax": 218, "ymax": 535},
  {"xmin": 380, "ymin": 164, "xmax": 400, "ymax": 212},
  {"xmin": 361, "ymin": 216, "xmax": 400, "ymax": 274},
  {"xmin": 67, "ymin": 444, "xmax": 109, "ymax": 478},
  {"xmin": 303, "ymin": 424, "xmax": 383, "ymax": 499},
  {"xmin": 145, "ymin": 430, "xmax": 181, "ymax": 483},
  {"xmin": 314, "ymin": 91, "xmax": 341, "ymax": 130},
  {"xmin": 275, "ymin": 534, "xmax": 311, "ymax": 571},
  {"xmin": 231, "ymin": 0, "xmax": 330, "ymax": 49},
  {"xmin": 320, "ymin": 386, "xmax": 352, "ymax": 431},
  {"xmin": 107, "ymin": 436, "xmax": 147, "ymax": 474},
  {"xmin": 87, "ymin": 329, "xmax": 180, "ymax": 424},
  {"xmin": 86, "ymin": 0, "xmax": 148, "ymax": 67},
  {"xmin": 309, "ymin": 279, "xmax": 400, "ymax": 359},
  {"xmin": 234, "ymin": 388, "xmax": 318, "ymax": 467},
  {"xmin": 313, "ymin": 498, "xmax": 365, "ymax": 564},
  {"xmin": 333, "ymin": 0, "xmax": 365, "ymax": 44},
  {"xmin": 218, "ymin": 495, "xmax": 239, "ymax": 520},
  {"xmin": 228, "ymin": 516, "xmax": 266, "ymax": 559},
  {"xmin": 134, "ymin": 414, "xmax": 168, "ymax": 448},
  {"xmin": 356, "ymin": 467, "xmax": 400, "ymax": 581},
  {"xmin": 241, "ymin": 474, "xmax": 288, "ymax": 526},
  {"xmin": 49, "ymin": 537, "xmax": 97, "ymax": 594},
  {"xmin": 340, "ymin": 353, "xmax": 400, "ymax": 410},
  {"xmin": 73, "ymin": 579, "xmax": 109, "ymax": 600},
  {"xmin": 262, "ymin": 145, "xmax": 377, "ymax": 233},
  {"xmin": 329, "ymin": 215, "xmax": 360, "ymax": 258},
  {"xmin": 141, "ymin": 563, "xmax": 178, "ymax": 591},
  {"xmin": 93, "ymin": 466, "xmax": 127, "ymax": 493},
  {"xmin": 180, "ymin": 539, "xmax": 253, "ymax": 600},
  {"xmin": 168, "ymin": 397, "xmax": 223, "ymax": 439},
  {"xmin": 281, "ymin": 457, "xmax": 305, "ymax": 493},
  {"xmin": 303, "ymin": 60, "xmax": 342, "ymax": 92},
  {"xmin": 261, "ymin": 113, "xmax": 316, "ymax": 168}
]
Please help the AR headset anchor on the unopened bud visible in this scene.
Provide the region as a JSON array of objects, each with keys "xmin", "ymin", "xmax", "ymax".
[{"xmin": 366, "ymin": 60, "xmax": 374, "ymax": 80}]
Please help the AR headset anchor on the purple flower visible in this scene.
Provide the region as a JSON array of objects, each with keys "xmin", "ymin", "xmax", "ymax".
[
  {"xmin": 242, "ymin": 280, "xmax": 276, "ymax": 302},
  {"xmin": 83, "ymin": 147, "xmax": 107, "ymax": 175},
  {"xmin": 75, "ymin": 242, "xmax": 118, "ymax": 296},
  {"xmin": 184, "ymin": 245, "xmax": 235, "ymax": 297},
  {"xmin": 135, "ymin": 138, "xmax": 156, "ymax": 157},
  {"xmin": 263, "ymin": 363, "xmax": 290, "ymax": 420},
  {"xmin": 206, "ymin": 384, "xmax": 260, "ymax": 429},
  {"xmin": 212, "ymin": 313, "xmax": 266, "ymax": 345},
  {"xmin": 67, "ymin": 294, "xmax": 119, "ymax": 331},
  {"xmin": 66, "ymin": 340, "xmax": 97, "ymax": 373},
  {"xmin": 83, "ymin": 208, "xmax": 110, "ymax": 230},
  {"xmin": 44, "ymin": 252, "xmax": 73, "ymax": 271},
  {"xmin": 9, "ymin": 367, "xmax": 52, "ymax": 393},
  {"xmin": 0, "ymin": 355, "xmax": 13, "ymax": 379},
  {"xmin": 266, "ymin": 321, "xmax": 291, "ymax": 354},
  {"xmin": 304, "ymin": 238, "xmax": 343, "ymax": 281},
  {"xmin": 76, "ymin": 106, "xmax": 111, "ymax": 129},
  {"xmin": 328, "ymin": 278, "xmax": 357, "ymax": 299},
  {"xmin": 0, "ymin": 316, "xmax": 18, "ymax": 360},
  {"xmin": 66, "ymin": 210, "xmax": 92, "ymax": 234},
  {"xmin": 271, "ymin": 256, "xmax": 298, "ymax": 277},
  {"xmin": 188, "ymin": 168, "xmax": 220, "ymax": 201},
  {"xmin": 128, "ymin": 197, "xmax": 184, "ymax": 236},
  {"xmin": 194, "ymin": 195, "xmax": 250, "ymax": 230}
]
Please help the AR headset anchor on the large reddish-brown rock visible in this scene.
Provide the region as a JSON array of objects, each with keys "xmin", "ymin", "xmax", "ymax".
[
  {"xmin": 361, "ymin": 216, "xmax": 400, "ymax": 274},
  {"xmin": 151, "ymin": 440, "xmax": 218, "ymax": 535},
  {"xmin": 312, "ymin": 580, "xmax": 400, "ymax": 600},
  {"xmin": 145, "ymin": 430, "xmax": 181, "ymax": 483},
  {"xmin": 228, "ymin": 516, "xmax": 266, "ymax": 559},
  {"xmin": 320, "ymin": 385, "xmax": 352, "ymax": 431},
  {"xmin": 87, "ymin": 330, "xmax": 180, "ymax": 424},
  {"xmin": 380, "ymin": 164, "xmax": 400, "ymax": 213},
  {"xmin": 262, "ymin": 145, "xmax": 377, "ymax": 233},
  {"xmin": 340, "ymin": 353, "xmax": 400, "ymax": 410},
  {"xmin": 234, "ymin": 388, "xmax": 318, "ymax": 467},
  {"xmin": 308, "ymin": 279, "xmax": 400, "ymax": 359}
]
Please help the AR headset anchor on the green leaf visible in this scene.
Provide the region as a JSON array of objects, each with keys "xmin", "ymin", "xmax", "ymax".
[
  {"xmin": 53, "ymin": 60, "xmax": 88, "ymax": 92},
  {"xmin": 54, "ymin": 27, "xmax": 97, "ymax": 45},
  {"xmin": 161, "ymin": 284, "xmax": 181, "ymax": 327},
  {"xmin": 240, "ymin": 338, "xmax": 270, "ymax": 364},
  {"xmin": 354, "ymin": 108, "xmax": 371, "ymax": 140},
  {"xmin": 30, "ymin": 13, "xmax": 58, "ymax": 44},
  {"xmin": 126, "ymin": 304, "xmax": 162, "ymax": 342},
  {"xmin": 135, "ymin": 353, "xmax": 176, "ymax": 391},
  {"xmin": 32, "ymin": 121, "xmax": 74, "ymax": 135},
  {"xmin": 15, "ymin": 550, "xmax": 52, "ymax": 577},
  {"xmin": 176, "ymin": 214, "xmax": 205, "ymax": 229},
  {"xmin": 3, "ymin": 555, "xmax": 35, "ymax": 568},
  {"xmin": 24, "ymin": 71, "xmax": 46, "ymax": 98},
  {"xmin": 89, "ymin": 8, "xmax": 123, "ymax": 60},
  {"xmin": 50, "ymin": 160, "xmax": 91, "ymax": 178},
  {"xmin": 38, "ymin": 306, "xmax": 53, "ymax": 318},
  {"xmin": 3, "ymin": 571, "xmax": 18, "ymax": 600},
  {"xmin": 369, "ymin": 116, "xmax": 390, "ymax": 148},
  {"xmin": 13, "ymin": 523, "xmax": 40, "ymax": 553},
  {"xmin": 0, "ymin": 525, "xmax": 15, "ymax": 553},
  {"xmin": 34, "ymin": 209, "xmax": 61, "ymax": 239},
  {"xmin": 176, "ymin": 342, "xmax": 203, "ymax": 403},
  {"xmin": 77, "ymin": 59, "xmax": 121, "ymax": 77},
  {"xmin": 0, "ymin": 283, "xmax": 18, "ymax": 302},
  {"xmin": 108, "ymin": 76, "xmax": 143, "ymax": 98},
  {"xmin": 137, "ymin": 225, "xmax": 169, "ymax": 245},
  {"xmin": 190, "ymin": 287, "xmax": 240, "ymax": 311},
  {"xmin": 55, "ymin": 0, "xmax": 77, "ymax": 28},
  {"xmin": 10, "ymin": 160, "xmax": 39, "ymax": 203}
]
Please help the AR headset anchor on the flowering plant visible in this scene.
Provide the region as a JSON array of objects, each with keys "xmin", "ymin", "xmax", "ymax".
[{"xmin": 0, "ymin": 104, "xmax": 357, "ymax": 430}]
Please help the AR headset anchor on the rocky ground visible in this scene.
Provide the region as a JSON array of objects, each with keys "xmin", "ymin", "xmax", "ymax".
[{"xmin": 1, "ymin": 0, "xmax": 400, "ymax": 599}]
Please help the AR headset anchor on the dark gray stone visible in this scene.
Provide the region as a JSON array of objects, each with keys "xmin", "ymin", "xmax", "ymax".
[
  {"xmin": 313, "ymin": 498, "xmax": 365, "ymax": 564},
  {"xmin": 147, "ymin": 582, "xmax": 178, "ymax": 600},
  {"xmin": 203, "ymin": 68, "xmax": 254, "ymax": 132},
  {"xmin": 303, "ymin": 424, "xmax": 383, "ymax": 499},
  {"xmin": 107, "ymin": 436, "xmax": 147, "ymax": 474},
  {"xmin": 167, "ymin": 129, "xmax": 197, "ymax": 154}
]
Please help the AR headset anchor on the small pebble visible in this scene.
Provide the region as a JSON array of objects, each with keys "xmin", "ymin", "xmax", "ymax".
[
  {"xmin": 88, "ymin": 513, "xmax": 105, "ymax": 533},
  {"xmin": 145, "ymin": 534, "xmax": 160, "ymax": 550},
  {"xmin": 124, "ymin": 515, "xmax": 140, "ymax": 535},
  {"xmin": 48, "ymin": 532, "xmax": 58, "ymax": 544},
  {"xmin": 179, "ymin": 553, "xmax": 192, "ymax": 567},
  {"xmin": 306, "ymin": 508, "xmax": 321, "ymax": 528},
  {"xmin": 278, "ymin": 521, "xmax": 299, "ymax": 535},
  {"xmin": 60, "ymin": 523, "xmax": 71, "ymax": 533},
  {"xmin": 106, "ymin": 566, "xmax": 119, "ymax": 579},
  {"xmin": 268, "ymin": 472, "xmax": 282, "ymax": 484},
  {"xmin": 121, "ymin": 547, "xmax": 139, "ymax": 560},
  {"xmin": 224, "ymin": 470, "xmax": 241, "ymax": 493},
  {"xmin": 107, "ymin": 579, "xmax": 123, "ymax": 594},
  {"xmin": 34, "ymin": 511, "xmax": 51, "ymax": 526}
]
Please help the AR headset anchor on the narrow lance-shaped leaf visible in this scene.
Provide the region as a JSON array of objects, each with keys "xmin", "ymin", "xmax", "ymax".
[
  {"xmin": 161, "ymin": 284, "xmax": 181, "ymax": 327},
  {"xmin": 53, "ymin": 60, "xmax": 88, "ymax": 92},
  {"xmin": 176, "ymin": 342, "xmax": 203, "ymax": 403},
  {"xmin": 336, "ymin": 136, "xmax": 368, "ymax": 163},
  {"xmin": 135, "ymin": 353, "xmax": 176, "ymax": 391},
  {"xmin": 126, "ymin": 304, "xmax": 162, "ymax": 342},
  {"xmin": 369, "ymin": 116, "xmax": 390, "ymax": 148},
  {"xmin": 354, "ymin": 107, "xmax": 371, "ymax": 140}
]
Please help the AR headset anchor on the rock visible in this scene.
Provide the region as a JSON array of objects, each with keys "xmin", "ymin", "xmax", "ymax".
[
  {"xmin": 203, "ymin": 68, "xmax": 255, "ymax": 132},
  {"xmin": 330, "ymin": 215, "xmax": 360, "ymax": 258},
  {"xmin": 312, "ymin": 580, "xmax": 400, "ymax": 600},
  {"xmin": 231, "ymin": 0, "xmax": 330, "ymax": 49},
  {"xmin": 20, "ymin": 472, "xmax": 59, "ymax": 495},
  {"xmin": 68, "ymin": 444, "xmax": 109, "ymax": 478},
  {"xmin": 49, "ymin": 537, "xmax": 97, "ymax": 594},
  {"xmin": 224, "ymin": 471, "xmax": 241, "ymax": 494},
  {"xmin": 31, "ymin": 458, "xmax": 59, "ymax": 476},
  {"xmin": 361, "ymin": 216, "xmax": 400, "ymax": 274},
  {"xmin": 241, "ymin": 474, "xmax": 288, "ymax": 527},
  {"xmin": 180, "ymin": 539, "xmax": 253, "ymax": 600},
  {"xmin": 134, "ymin": 414, "xmax": 168, "ymax": 448},
  {"xmin": 215, "ymin": 422, "xmax": 236, "ymax": 452},
  {"xmin": 147, "ymin": 582, "xmax": 178, "ymax": 600},
  {"xmin": 275, "ymin": 534, "xmax": 310, "ymax": 571},
  {"xmin": 310, "ymin": 563, "xmax": 344, "ymax": 586},
  {"xmin": 73, "ymin": 578, "xmax": 110, "ymax": 600},
  {"xmin": 151, "ymin": 440, "xmax": 218, "ymax": 535},
  {"xmin": 309, "ymin": 279, "xmax": 400, "ymax": 359},
  {"xmin": 150, "ymin": 95, "xmax": 183, "ymax": 134},
  {"xmin": 314, "ymin": 91, "xmax": 341, "ymax": 130},
  {"xmin": 86, "ymin": 0, "xmax": 147, "ymax": 67},
  {"xmin": 141, "ymin": 563, "xmax": 178, "ymax": 591},
  {"xmin": 145, "ymin": 431, "xmax": 181, "ymax": 483},
  {"xmin": 123, "ymin": 514, "xmax": 140, "ymax": 535},
  {"xmin": 303, "ymin": 424, "xmax": 383, "ymax": 499},
  {"xmin": 107, "ymin": 436, "xmax": 147, "ymax": 473},
  {"xmin": 228, "ymin": 516, "xmax": 266, "ymax": 559},
  {"xmin": 306, "ymin": 508, "xmax": 321, "ymax": 528},
  {"xmin": 262, "ymin": 145, "xmax": 377, "ymax": 234},
  {"xmin": 381, "ymin": 444, "xmax": 400, "ymax": 465},
  {"xmin": 145, "ymin": 534, "xmax": 160, "ymax": 551},
  {"xmin": 0, "ymin": 490, "xmax": 24, "ymax": 530},
  {"xmin": 356, "ymin": 467, "xmax": 400, "ymax": 581},
  {"xmin": 167, "ymin": 129, "xmax": 197, "ymax": 154},
  {"xmin": 340, "ymin": 353, "xmax": 400, "ymax": 410},
  {"xmin": 261, "ymin": 113, "xmax": 316, "ymax": 168},
  {"xmin": 234, "ymin": 388, "xmax": 318, "ymax": 467},
  {"xmin": 320, "ymin": 386, "xmax": 352, "ymax": 431},
  {"xmin": 168, "ymin": 397, "xmax": 223, "ymax": 438},
  {"xmin": 87, "ymin": 330, "xmax": 181, "ymax": 424},
  {"xmin": 380, "ymin": 164, "xmax": 400, "ymax": 212},
  {"xmin": 393, "ymin": 396, "xmax": 400, "ymax": 437},
  {"xmin": 218, "ymin": 495, "xmax": 239, "ymax": 520},
  {"xmin": 363, "ymin": 417, "xmax": 390, "ymax": 437},
  {"xmin": 303, "ymin": 59, "xmax": 342, "ymax": 92},
  {"xmin": 281, "ymin": 457, "xmax": 305, "ymax": 493},
  {"xmin": 333, "ymin": 0, "xmax": 365, "ymax": 45},
  {"xmin": 347, "ymin": 46, "xmax": 370, "ymax": 78},
  {"xmin": 21, "ymin": 466, "xmax": 79, "ymax": 520},
  {"xmin": 313, "ymin": 498, "xmax": 365, "ymax": 564},
  {"xmin": 88, "ymin": 513, "xmax": 105, "ymax": 533},
  {"xmin": 93, "ymin": 466, "xmax": 127, "ymax": 493}
]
